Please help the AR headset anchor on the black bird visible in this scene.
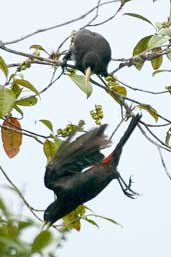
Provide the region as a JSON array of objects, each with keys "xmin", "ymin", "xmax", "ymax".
[
  {"xmin": 44, "ymin": 114, "xmax": 141, "ymax": 226},
  {"xmin": 63, "ymin": 29, "xmax": 112, "ymax": 81}
]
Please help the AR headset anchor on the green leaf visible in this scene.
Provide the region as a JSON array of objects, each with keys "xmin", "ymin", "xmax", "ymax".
[
  {"xmin": 0, "ymin": 56, "xmax": 9, "ymax": 78},
  {"xmin": 90, "ymin": 214, "xmax": 121, "ymax": 227},
  {"xmin": 39, "ymin": 119, "xmax": 54, "ymax": 132},
  {"xmin": 133, "ymin": 35, "xmax": 152, "ymax": 56},
  {"xmin": 148, "ymin": 34, "xmax": 170, "ymax": 49},
  {"xmin": 0, "ymin": 86, "xmax": 16, "ymax": 118},
  {"xmin": 18, "ymin": 220, "xmax": 35, "ymax": 231},
  {"xmin": 151, "ymin": 47, "xmax": 163, "ymax": 70},
  {"xmin": 124, "ymin": 13, "xmax": 155, "ymax": 28},
  {"xmin": 165, "ymin": 127, "xmax": 171, "ymax": 145},
  {"xmin": 69, "ymin": 74, "xmax": 93, "ymax": 98},
  {"xmin": 32, "ymin": 230, "xmax": 52, "ymax": 253},
  {"xmin": 14, "ymin": 105, "xmax": 24, "ymax": 118},
  {"xmin": 0, "ymin": 198, "xmax": 9, "ymax": 217},
  {"xmin": 14, "ymin": 79, "xmax": 39, "ymax": 96},
  {"xmin": 16, "ymin": 96, "xmax": 38, "ymax": 106},
  {"xmin": 84, "ymin": 218, "xmax": 99, "ymax": 229},
  {"xmin": 138, "ymin": 104, "xmax": 158, "ymax": 121},
  {"xmin": 30, "ymin": 44, "xmax": 46, "ymax": 52},
  {"xmin": 133, "ymin": 35, "xmax": 152, "ymax": 70}
]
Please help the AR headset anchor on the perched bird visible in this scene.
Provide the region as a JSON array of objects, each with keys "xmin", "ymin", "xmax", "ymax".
[
  {"xmin": 43, "ymin": 114, "xmax": 141, "ymax": 226},
  {"xmin": 63, "ymin": 29, "xmax": 112, "ymax": 82}
]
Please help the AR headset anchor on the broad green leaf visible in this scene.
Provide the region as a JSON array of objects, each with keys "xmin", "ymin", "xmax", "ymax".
[
  {"xmin": 43, "ymin": 139, "xmax": 56, "ymax": 162},
  {"xmin": 39, "ymin": 119, "xmax": 54, "ymax": 132},
  {"xmin": 151, "ymin": 47, "xmax": 163, "ymax": 70},
  {"xmin": 0, "ymin": 86, "xmax": 16, "ymax": 118},
  {"xmin": 0, "ymin": 56, "xmax": 8, "ymax": 77},
  {"xmin": 1, "ymin": 117, "xmax": 22, "ymax": 158},
  {"xmin": 32, "ymin": 230, "xmax": 52, "ymax": 253},
  {"xmin": 133, "ymin": 35, "xmax": 152, "ymax": 56},
  {"xmin": 69, "ymin": 74, "xmax": 93, "ymax": 98},
  {"xmin": 165, "ymin": 127, "xmax": 171, "ymax": 145},
  {"xmin": 139, "ymin": 104, "xmax": 158, "ymax": 121},
  {"xmin": 148, "ymin": 34, "xmax": 170, "ymax": 49},
  {"xmin": 14, "ymin": 79, "xmax": 39, "ymax": 96},
  {"xmin": 16, "ymin": 96, "xmax": 38, "ymax": 106},
  {"xmin": 124, "ymin": 13, "xmax": 154, "ymax": 28},
  {"xmin": 133, "ymin": 35, "xmax": 152, "ymax": 70}
]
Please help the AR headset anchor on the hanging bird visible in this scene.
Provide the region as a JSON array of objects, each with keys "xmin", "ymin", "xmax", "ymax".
[
  {"xmin": 63, "ymin": 29, "xmax": 112, "ymax": 82},
  {"xmin": 44, "ymin": 114, "xmax": 141, "ymax": 227}
]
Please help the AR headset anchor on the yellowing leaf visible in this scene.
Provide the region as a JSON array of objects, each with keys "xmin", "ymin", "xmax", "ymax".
[
  {"xmin": 43, "ymin": 139, "xmax": 56, "ymax": 162},
  {"xmin": 30, "ymin": 44, "xmax": 46, "ymax": 52},
  {"xmin": 0, "ymin": 56, "xmax": 9, "ymax": 77},
  {"xmin": 139, "ymin": 104, "xmax": 158, "ymax": 121},
  {"xmin": 1, "ymin": 117, "xmax": 22, "ymax": 158},
  {"xmin": 0, "ymin": 86, "xmax": 16, "ymax": 118},
  {"xmin": 69, "ymin": 74, "xmax": 93, "ymax": 98},
  {"xmin": 151, "ymin": 47, "xmax": 163, "ymax": 70},
  {"xmin": 108, "ymin": 81, "xmax": 127, "ymax": 105},
  {"xmin": 63, "ymin": 205, "xmax": 86, "ymax": 231}
]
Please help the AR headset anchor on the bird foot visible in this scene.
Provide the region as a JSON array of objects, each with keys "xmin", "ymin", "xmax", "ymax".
[{"xmin": 117, "ymin": 175, "xmax": 139, "ymax": 199}]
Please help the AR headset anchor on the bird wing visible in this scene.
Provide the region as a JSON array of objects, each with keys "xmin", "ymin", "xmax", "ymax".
[{"xmin": 44, "ymin": 124, "xmax": 111, "ymax": 190}]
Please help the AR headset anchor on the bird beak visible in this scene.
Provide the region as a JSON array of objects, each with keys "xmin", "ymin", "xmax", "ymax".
[
  {"xmin": 42, "ymin": 220, "xmax": 52, "ymax": 230},
  {"xmin": 85, "ymin": 67, "xmax": 92, "ymax": 87}
]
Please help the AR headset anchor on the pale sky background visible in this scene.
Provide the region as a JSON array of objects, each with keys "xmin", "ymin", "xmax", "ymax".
[{"xmin": 0, "ymin": 0, "xmax": 171, "ymax": 256}]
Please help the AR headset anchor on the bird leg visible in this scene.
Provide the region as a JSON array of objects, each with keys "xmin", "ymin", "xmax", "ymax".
[{"xmin": 117, "ymin": 174, "xmax": 139, "ymax": 199}]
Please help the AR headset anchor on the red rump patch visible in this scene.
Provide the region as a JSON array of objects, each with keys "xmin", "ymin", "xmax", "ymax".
[{"xmin": 102, "ymin": 153, "xmax": 112, "ymax": 164}]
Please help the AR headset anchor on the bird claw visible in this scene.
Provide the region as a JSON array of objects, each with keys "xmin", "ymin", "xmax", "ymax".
[{"xmin": 117, "ymin": 175, "xmax": 139, "ymax": 199}]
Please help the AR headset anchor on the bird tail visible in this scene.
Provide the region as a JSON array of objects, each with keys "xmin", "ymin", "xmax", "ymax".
[{"xmin": 102, "ymin": 114, "xmax": 141, "ymax": 166}]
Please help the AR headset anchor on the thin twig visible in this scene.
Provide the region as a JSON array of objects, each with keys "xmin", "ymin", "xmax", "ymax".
[
  {"xmin": 157, "ymin": 147, "xmax": 171, "ymax": 180},
  {"xmin": 0, "ymin": 165, "xmax": 43, "ymax": 221},
  {"xmin": 3, "ymin": 1, "xmax": 117, "ymax": 45}
]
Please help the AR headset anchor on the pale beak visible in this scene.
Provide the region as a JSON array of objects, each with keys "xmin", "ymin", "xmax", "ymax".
[
  {"xmin": 42, "ymin": 220, "xmax": 52, "ymax": 230},
  {"xmin": 85, "ymin": 66, "xmax": 92, "ymax": 87}
]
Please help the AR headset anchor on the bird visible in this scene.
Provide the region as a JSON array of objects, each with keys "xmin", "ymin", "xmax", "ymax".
[
  {"xmin": 44, "ymin": 114, "xmax": 141, "ymax": 227},
  {"xmin": 63, "ymin": 29, "xmax": 112, "ymax": 82}
]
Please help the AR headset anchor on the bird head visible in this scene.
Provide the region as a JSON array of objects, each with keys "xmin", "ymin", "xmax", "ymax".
[
  {"xmin": 83, "ymin": 51, "xmax": 101, "ymax": 86},
  {"xmin": 43, "ymin": 199, "xmax": 61, "ymax": 228}
]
